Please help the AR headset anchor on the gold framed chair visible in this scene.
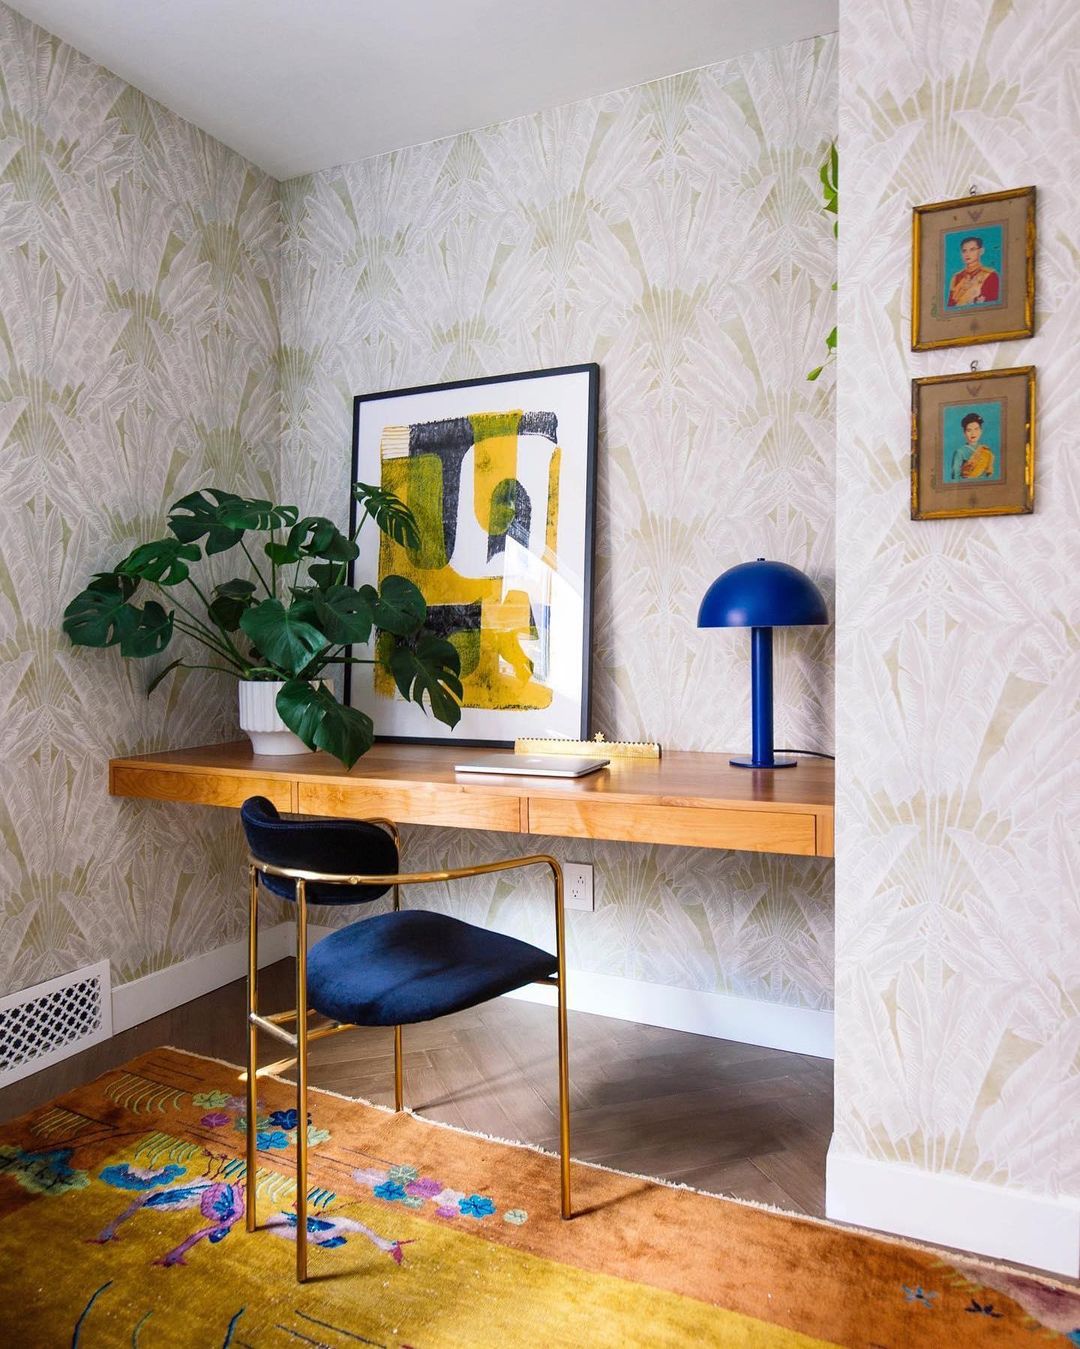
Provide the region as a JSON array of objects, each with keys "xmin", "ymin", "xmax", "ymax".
[{"xmin": 240, "ymin": 796, "xmax": 570, "ymax": 1283}]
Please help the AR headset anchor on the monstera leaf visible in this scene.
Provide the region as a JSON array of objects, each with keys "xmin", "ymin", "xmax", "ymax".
[
  {"xmin": 63, "ymin": 480, "xmax": 465, "ymax": 769},
  {"xmin": 388, "ymin": 634, "xmax": 463, "ymax": 727},
  {"xmin": 119, "ymin": 601, "xmax": 174, "ymax": 657},
  {"xmin": 63, "ymin": 573, "xmax": 139, "ymax": 648},
  {"xmin": 207, "ymin": 579, "xmax": 258, "ymax": 631},
  {"xmin": 217, "ymin": 499, "xmax": 298, "ymax": 533},
  {"xmin": 310, "ymin": 585, "xmax": 376, "ymax": 645},
  {"xmin": 63, "ymin": 574, "xmax": 174, "ymax": 659},
  {"xmin": 168, "ymin": 489, "xmax": 248, "ymax": 554},
  {"xmin": 371, "ymin": 575, "xmax": 426, "ymax": 637},
  {"xmin": 353, "ymin": 482, "xmax": 420, "ymax": 550},
  {"xmin": 118, "ymin": 538, "xmax": 201, "ymax": 586},
  {"xmin": 266, "ymin": 516, "xmax": 358, "ymax": 567},
  {"xmin": 275, "ymin": 680, "xmax": 375, "ymax": 768},
  {"xmin": 239, "ymin": 599, "xmax": 328, "ymax": 675}
]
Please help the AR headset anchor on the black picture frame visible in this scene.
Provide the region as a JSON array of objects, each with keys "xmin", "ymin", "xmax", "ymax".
[{"xmin": 347, "ymin": 363, "xmax": 599, "ymax": 747}]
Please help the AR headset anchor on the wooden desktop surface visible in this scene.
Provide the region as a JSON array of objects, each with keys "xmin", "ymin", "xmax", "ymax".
[{"xmin": 109, "ymin": 741, "xmax": 834, "ymax": 858}]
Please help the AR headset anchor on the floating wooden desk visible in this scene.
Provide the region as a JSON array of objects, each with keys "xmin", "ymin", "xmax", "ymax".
[{"xmin": 109, "ymin": 742, "xmax": 834, "ymax": 858}]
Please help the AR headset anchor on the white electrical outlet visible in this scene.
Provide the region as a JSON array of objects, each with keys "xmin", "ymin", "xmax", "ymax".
[{"xmin": 564, "ymin": 861, "xmax": 594, "ymax": 912}]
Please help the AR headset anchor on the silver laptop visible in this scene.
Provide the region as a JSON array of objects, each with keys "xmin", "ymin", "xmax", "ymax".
[{"xmin": 454, "ymin": 754, "xmax": 610, "ymax": 778}]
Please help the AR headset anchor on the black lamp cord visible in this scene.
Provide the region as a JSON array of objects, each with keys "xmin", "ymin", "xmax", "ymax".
[{"xmin": 774, "ymin": 749, "xmax": 836, "ymax": 760}]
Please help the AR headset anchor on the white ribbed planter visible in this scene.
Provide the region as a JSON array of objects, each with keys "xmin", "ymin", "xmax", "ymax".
[{"xmin": 237, "ymin": 680, "xmax": 312, "ymax": 756}]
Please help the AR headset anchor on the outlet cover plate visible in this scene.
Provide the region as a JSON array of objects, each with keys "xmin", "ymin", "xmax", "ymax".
[{"xmin": 565, "ymin": 861, "xmax": 594, "ymax": 912}]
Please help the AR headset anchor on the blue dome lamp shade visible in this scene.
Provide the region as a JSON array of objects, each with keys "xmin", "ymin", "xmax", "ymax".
[{"xmin": 697, "ymin": 559, "xmax": 828, "ymax": 769}]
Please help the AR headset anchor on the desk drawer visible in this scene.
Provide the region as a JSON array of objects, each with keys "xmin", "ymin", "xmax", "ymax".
[
  {"xmin": 527, "ymin": 798, "xmax": 817, "ymax": 856},
  {"xmin": 299, "ymin": 782, "xmax": 524, "ymax": 833},
  {"xmin": 110, "ymin": 765, "xmax": 293, "ymax": 811}
]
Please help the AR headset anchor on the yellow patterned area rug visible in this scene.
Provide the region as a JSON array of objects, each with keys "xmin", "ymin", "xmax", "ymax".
[{"xmin": 1, "ymin": 1048, "xmax": 1077, "ymax": 1347}]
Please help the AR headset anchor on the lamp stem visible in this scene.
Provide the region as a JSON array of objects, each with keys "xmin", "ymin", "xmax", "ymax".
[{"xmin": 750, "ymin": 626, "xmax": 774, "ymax": 767}]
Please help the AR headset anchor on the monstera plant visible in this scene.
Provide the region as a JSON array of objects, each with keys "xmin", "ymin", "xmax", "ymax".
[{"xmin": 62, "ymin": 485, "xmax": 462, "ymax": 767}]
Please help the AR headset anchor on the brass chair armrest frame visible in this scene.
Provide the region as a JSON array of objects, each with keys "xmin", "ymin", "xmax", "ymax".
[{"xmin": 248, "ymin": 851, "xmax": 561, "ymax": 889}]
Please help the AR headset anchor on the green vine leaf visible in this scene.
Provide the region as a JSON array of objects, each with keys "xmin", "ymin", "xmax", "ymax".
[{"xmin": 806, "ymin": 140, "xmax": 838, "ymax": 378}]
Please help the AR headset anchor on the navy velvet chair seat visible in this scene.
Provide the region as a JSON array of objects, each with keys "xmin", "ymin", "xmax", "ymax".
[
  {"xmin": 307, "ymin": 909, "xmax": 558, "ymax": 1026},
  {"xmin": 239, "ymin": 793, "xmax": 571, "ymax": 1283}
]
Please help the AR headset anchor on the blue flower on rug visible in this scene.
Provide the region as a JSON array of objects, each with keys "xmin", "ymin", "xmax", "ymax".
[
  {"xmin": 373, "ymin": 1180, "xmax": 407, "ymax": 1202},
  {"xmin": 459, "ymin": 1194, "xmax": 496, "ymax": 1219},
  {"xmin": 255, "ymin": 1129, "xmax": 291, "ymax": 1151},
  {"xmin": 100, "ymin": 1163, "xmax": 186, "ymax": 1191},
  {"xmin": 902, "ymin": 1285, "xmax": 937, "ymax": 1308},
  {"xmin": 268, "ymin": 1109, "xmax": 311, "ymax": 1131}
]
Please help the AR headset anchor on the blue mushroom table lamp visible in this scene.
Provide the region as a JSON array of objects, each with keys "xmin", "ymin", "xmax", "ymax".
[{"xmin": 697, "ymin": 559, "xmax": 828, "ymax": 769}]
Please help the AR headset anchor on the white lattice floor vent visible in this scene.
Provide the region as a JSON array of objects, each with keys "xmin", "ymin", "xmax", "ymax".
[{"xmin": 0, "ymin": 960, "xmax": 112, "ymax": 1086}]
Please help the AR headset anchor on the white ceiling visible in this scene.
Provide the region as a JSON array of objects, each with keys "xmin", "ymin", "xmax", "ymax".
[{"xmin": 12, "ymin": 0, "xmax": 838, "ymax": 180}]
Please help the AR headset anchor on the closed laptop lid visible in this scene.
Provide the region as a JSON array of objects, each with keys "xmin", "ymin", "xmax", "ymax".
[{"xmin": 454, "ymin": 754, "xmax": 609, "ymax": 778}]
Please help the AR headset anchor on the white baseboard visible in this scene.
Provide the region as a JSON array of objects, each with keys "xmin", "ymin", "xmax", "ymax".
[
  {"xmin": 826, "ymin": 1140, "xmax": 1080, "ymax": 1278},
  {"xmin": 111, "ymin": 923, "xmax": 294, "ymax": 1033},
  {"xmin": 111, "ymin": 924, "xmax": 833, "ymax": 1059},
  {"xmin": 505, "ymin": 968, "xmax": 834, "ymax": 1059}
]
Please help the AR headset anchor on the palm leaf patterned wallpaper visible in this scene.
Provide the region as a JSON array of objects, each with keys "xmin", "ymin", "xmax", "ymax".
[
  {"xmin": 836, "ymin": 0, "xmax": 1080, "ymax": 1196},
  {"xmin": 0, "ymin": 8, "xmax": 836, "ymax": 1015},
  {"xmin": 0, "ymin": 6, "xmax": 279, "ymax": 993},
  {"xmin": 280, "ymin": 36, "xmax": 838, "ymax": 1011}
]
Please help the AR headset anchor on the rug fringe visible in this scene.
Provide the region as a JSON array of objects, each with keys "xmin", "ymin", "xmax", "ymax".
[{"xmin": 156, "ymin": 1045, "xmax": 1078, "ymax": 1294}]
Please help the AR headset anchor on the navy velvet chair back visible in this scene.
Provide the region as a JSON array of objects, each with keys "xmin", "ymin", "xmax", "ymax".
[{"xmin": 240, "ymin": 796, "xmax": 398, "ymax": 905}]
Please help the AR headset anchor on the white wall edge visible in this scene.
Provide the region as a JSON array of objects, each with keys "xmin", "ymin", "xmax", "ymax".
[
  {"xmin": 504, "ymin": 967, "xmax": 834, "ymax": 1059},
  {"xmin": 826, "ymin": 1140, "xmax": 1080, "ymax": 1278},
  {"xmin": 112, "ymin": 923, "xmax": 294, "ymax": 1033}
]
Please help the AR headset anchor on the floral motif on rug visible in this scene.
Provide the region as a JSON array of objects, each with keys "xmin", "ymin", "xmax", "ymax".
[{"xmin": 0, "ymin": 1047, "xmax": 1077, "ymax": 1347}]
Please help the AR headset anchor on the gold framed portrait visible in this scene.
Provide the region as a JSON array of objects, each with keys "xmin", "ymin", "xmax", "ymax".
[
  {"xmin": 911, "ymin": 366, "xmax": 1035, "ymax": 520},
  {"xmin": 911, "ymin": 187, "xmax": 1035, "ymax": 351}
]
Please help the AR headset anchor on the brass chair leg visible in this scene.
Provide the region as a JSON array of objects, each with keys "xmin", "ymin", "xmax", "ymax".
[
  {"xmin": 392, "ymin": 881, "xmax": 403, "ymax": 1111},
  {"xmin": 295, "ymin": 879, "xmax": 310, "ymax": 1283},
  {"xmin": 551, "ymin": 861, "xmax": 571, "ymax": 1219},
  {"xmin": 394, "ymin": 1025, "xmax": 404, "ymax": 1111},
  {"xmin": 246, "ymin": 865, "xmax": 259, "ymax": 1234}
]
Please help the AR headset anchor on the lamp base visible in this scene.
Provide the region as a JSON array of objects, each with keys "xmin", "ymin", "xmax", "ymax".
[{"xmin": 729, "ymin": 755, "xmax": 798, "ymax": 769}]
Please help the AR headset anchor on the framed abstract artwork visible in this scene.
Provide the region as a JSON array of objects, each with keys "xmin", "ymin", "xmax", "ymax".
[
  {"xmin": 911, "ymin": 187, "xmax": 1035, "ymax": 351},
  {"xmin": 347, "ymin": 364, "xmax": 599, "ymax": 745},
  {"xmin": 911, "ymin": 366, "xmax": 1035, "ymax": 520}
]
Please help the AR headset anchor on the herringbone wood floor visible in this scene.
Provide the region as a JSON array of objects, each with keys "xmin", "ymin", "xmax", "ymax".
[{"xmin": 0, "ymin": 960, "xmax": 832, "ymax": 1217}]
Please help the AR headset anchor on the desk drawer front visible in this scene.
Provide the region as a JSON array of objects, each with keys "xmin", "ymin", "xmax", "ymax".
[
  {"xmin": 298, "ymin": 783, "xmax": 523, "ymax": 833},
  {"xmin": 110, "ymin": 766, "xmax": 293, "ymax": 811},
  {"xmin": 527, "ymin": 798, "xmax": 817, "ymax": 856}
]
